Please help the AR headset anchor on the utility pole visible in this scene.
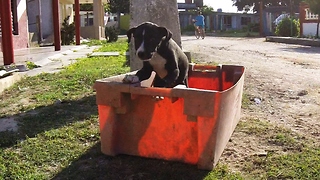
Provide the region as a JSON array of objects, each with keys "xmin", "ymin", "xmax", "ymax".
[{"xmin": 259, "ymin": 1, "xmax": 264, "ymax": 36}]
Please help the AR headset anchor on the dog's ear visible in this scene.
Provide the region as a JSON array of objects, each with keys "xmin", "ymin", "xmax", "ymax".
[
  {"xmin": 159, "ymin": 27, "xmax": 172, "ymax": 42},
  {"xmin": 127, "ymin": 27, "xmax": 136, "ymax": 43}
]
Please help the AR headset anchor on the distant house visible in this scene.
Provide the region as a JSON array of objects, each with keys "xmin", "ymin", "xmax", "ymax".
[
  {"xmin": 0, "ymin": 0, "xmax": 29, "ymax": 51},
  {"xmin": 179, "ymin": 10, "xmax": 258, "ymax": 32},
  {"xmin": 211, "ymin": 11, "xmax": 259, "ymax": 31},
  {"xmin": 299, "ymin": 2, "xmax": 320, "ymax": 37}
]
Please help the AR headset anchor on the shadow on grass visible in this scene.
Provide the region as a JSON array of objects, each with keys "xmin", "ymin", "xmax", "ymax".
[
  {"xmin": 0, "ymin": 95, "xmax": 97, "ymax": 148},
  {"xmin": 53, "ymin": 142, "xmax": 210, "ymax": 180}
]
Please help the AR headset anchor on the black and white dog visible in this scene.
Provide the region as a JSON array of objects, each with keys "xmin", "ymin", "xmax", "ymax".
[{"xmin": 123, "ymin": 22, "xmax": 189, "ymax": 88}]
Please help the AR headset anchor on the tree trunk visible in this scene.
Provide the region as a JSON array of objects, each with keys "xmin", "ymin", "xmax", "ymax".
[
  {"xmin": 117, "ymin": 11, "xmax": 121, "ymax": 30},
  {"xmin": 129, "ymin": 0, "xmax": 182, "ymax": 71}
]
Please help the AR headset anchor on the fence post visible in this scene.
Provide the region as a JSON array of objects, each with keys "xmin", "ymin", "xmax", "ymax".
[{"xmin": 259, "ymin": 1, "xmax": 264, "ymax": 37}]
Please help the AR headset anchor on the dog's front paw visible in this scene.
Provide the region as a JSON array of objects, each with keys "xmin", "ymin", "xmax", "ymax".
[{"xmin": 122, "ymin": 74, "xmax": 140, "ymax": 84}]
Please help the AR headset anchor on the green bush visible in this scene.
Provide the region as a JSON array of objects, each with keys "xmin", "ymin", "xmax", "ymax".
[
  {"xmin": 105, "ymin": 26, "xmax": 119, "ymax": 42},
  {"xmin": 275, "ymin": 18, "xmax": 300, "ymax": 37},
  {"xmin": 61, "ymin": 16, "xmax": 75, "ymax": 45}
]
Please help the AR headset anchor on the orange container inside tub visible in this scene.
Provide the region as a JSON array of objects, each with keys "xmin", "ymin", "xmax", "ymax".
[{"xmin": 94, "ymin": 64, "xmax": 245, "ymax": 170}]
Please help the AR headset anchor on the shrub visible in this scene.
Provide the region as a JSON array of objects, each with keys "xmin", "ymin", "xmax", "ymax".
[
  {"xmin": 105, "ymin": 26, "xmax": 119, "ymax": 42},
  {"xmin": 61, "ymin": 16, "xmax": 75, "ymax": 45},
  {"xmin": 275, "ymin": 18, "xmax": 300, "ymax": 37}
]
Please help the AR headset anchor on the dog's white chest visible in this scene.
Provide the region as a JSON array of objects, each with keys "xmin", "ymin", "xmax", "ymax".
[{"xmin": 149, "ymin": 53, "xmax": 167, "ymax": 78}]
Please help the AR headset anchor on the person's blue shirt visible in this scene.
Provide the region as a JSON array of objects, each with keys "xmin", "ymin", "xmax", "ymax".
[{"xmin": 195, "ymin": 15, "xmax": 205, "ymax": 27}]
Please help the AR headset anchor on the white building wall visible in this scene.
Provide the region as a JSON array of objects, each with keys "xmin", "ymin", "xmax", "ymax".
[
  {"xmin": 17, "ymin": 0, "xmax": 27, "ymax": 21},
  {"xmin": 303, "ymin": 23, "xmax": 320, "ymax": 37}
]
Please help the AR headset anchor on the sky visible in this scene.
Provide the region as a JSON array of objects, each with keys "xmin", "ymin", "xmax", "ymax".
[{"xmin": 177, "ymin": 0, "xmax": 239, "ymax": 13}]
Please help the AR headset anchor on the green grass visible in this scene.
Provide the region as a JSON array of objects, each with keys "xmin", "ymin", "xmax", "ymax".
[
  {"xmin": 265, "ymin": 148, "xmax": 320, "ymax": 179},
  {"xmin": 82, "ymin": 38, "xmax": 129, "ymax": 53},
  {"xmin": 241, "ymin": 93, "xmax": 250, "ymax": 109},
  {"xmin": 214, "ymin": 30, "xmax": 260, "ymax": 37},
  {"xmin": 237, "ymin": 117, "xmax": 319, "ymax": 179},
  {"xmin": 81, "ymin": 39, "xmax": 108, "ymax": 46},
  {"xmin": 238, "ymin": 118, "xmax": 306, "ymax": 151},
  {"xmin": 242, "ymin": 147, "xmax": 320, "ymax": 179}
]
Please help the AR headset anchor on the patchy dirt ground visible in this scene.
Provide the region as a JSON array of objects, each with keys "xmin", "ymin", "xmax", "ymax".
[{"xmin": 181, "ymin": 36, "xmax": 320, "ymax": 171}]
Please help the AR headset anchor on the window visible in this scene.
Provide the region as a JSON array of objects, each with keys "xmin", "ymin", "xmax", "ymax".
[
  {"xmin": 12, "ymin": 0, "xmax": 19, "ymax": 35},
  {"xmin": 241, "ymin": 17, "xmax": 251, "ymax": 25},
  {"xmin": 224, "ymin": 16, "xmax": 232, "ymax": 28},
  {"xmin": 0, "ymin": 0, "xmax": 18, "ymax": 35},
  {"xmin": 84, "ymin": 18, "xmax": 94, "ymax": 26}
]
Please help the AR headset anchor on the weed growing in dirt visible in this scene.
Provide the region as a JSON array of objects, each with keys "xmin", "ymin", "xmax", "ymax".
[
  {"xmin": 237, "ymin": 117, "xmax": 319, "ymax": 179},
  {"xmin": 241, "ymin": 93, "xmax": 251, "ymax": 109},
  {"xmin": 26, "ymin": 61, "xmax": 40, "ymax": 70},
  {"xmin": 266, "ymin": 148, "xmax": 320, "ymax": 179},
  {"xmin": 204, "ymin": 165, "xmax": 244, "ymax": 180}
]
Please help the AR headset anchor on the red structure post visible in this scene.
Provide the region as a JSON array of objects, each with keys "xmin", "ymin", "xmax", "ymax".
[
  {"xmin": 0, "ymin": 0, "xmax": 15, "ymax": 65},
  {"xmin": 52, "ymin": 0, "xmax": 61, "ymax": 51},
  {"xmin": 75, "ymin": 0, "xmax": 81, "ymax": 45}
]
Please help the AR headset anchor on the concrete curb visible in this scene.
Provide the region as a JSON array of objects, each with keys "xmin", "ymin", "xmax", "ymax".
[
  {"xmin": 0, "ymin": 73, "xmax": 22, "ymax": 94},
  {"xmin": 266, "ymin": 36, "xmax": 320, "ymax": 47}
]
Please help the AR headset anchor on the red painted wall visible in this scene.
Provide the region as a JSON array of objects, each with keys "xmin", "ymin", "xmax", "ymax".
[{"xmin": 0, "ymin": 9, "xmax": 29, "ymax": 52}]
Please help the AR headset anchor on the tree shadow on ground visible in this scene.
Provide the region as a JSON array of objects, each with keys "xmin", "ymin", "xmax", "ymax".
[
  {"xmin": 279, "ymin": 46, "xmax": 320, "ymax": 54},
  {"xmin": 0, "ymin": 95, "xmax": 97, "ymax": 148},
  {"xmin": 53, "ymin": 142, "xmax": 210, "ymax": 180}
]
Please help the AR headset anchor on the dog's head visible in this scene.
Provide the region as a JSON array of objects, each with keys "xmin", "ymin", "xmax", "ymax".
[{"xmin": 127, "ymin": 22, "xmax": 172, "ymax": 60}]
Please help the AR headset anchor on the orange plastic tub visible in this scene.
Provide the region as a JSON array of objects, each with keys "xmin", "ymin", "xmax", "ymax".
[{"xmin": 94, "ymin": 64, "xmax": 245, "ymax": 170}]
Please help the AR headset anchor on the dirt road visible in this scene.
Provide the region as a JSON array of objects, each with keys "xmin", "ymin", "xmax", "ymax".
[{"xmin": 181, "ymin": 36, "xmax": 320, "ymax": 171}]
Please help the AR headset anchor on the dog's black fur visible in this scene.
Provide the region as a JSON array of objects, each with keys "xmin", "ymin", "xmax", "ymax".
[{"xmin": 127, "ymin": 22, "xmax": 189, "ymax": 88}]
